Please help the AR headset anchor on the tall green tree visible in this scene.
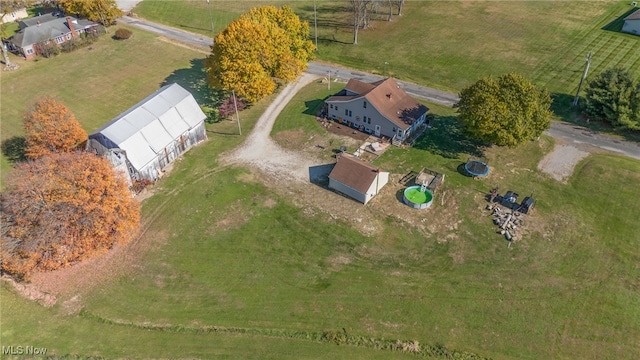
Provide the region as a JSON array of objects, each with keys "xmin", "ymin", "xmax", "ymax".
[
  {"xmin": 204, "ymin": 5, "xmax": 315, "ymax": 103},
  {"xmin": 455, "ymin": 73, "xmax": 552, "ymax": 147},
  {"xmin": 57, "ymin": 0, "xmax": 122, "ymax": 25},
  {"xmin": 584, "ymin": 67, "xmax": 640, "ymax": 130}
]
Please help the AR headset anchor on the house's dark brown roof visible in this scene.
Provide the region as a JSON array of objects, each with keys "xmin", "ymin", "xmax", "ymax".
[
  {"xmin": 327, "ymin": 78, "xmax": 429, "ymax": 130},
  {"xmin": 329, "ymin": 154, "xmax": 382, "ymax": 194},
  {"xmin": 625, "ymin": 9, "xmax": 640, "ymax": 20},
  {"xmin": 345, "ymin": 78, "xmax": 379, "ymax": 94}
]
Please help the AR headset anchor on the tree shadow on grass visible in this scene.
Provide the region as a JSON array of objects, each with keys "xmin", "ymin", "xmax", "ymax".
[
  {"xmin": 413, "ymin": 115, "xmax": 484, "ymax": 159},
  {"xmin": 304, "ymin": 93, "xmax": 334, "ymax": 116},
  {"xmin": 601, "ymin": 7, "xmax": 639, "ymax": 32},
  {"xmin": 1, "ymin": 136, "xmax": 27, "ymax": 163},
  {"xmin": 161, "ymin": 58, "xmax": 226, "ymax": 120}
]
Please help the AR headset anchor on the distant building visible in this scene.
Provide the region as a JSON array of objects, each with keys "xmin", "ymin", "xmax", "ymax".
[
  {"xmin": 622, "ymin": 8, "xmax": 640, "ymax": 35},
  {"xmin": 8, "ymin": 13, "xmax": 98, "ymax": 60},
  {"xmin": 1, "ymin": 7, "xmax": 28, "ymax": 24},
  {"xmin": 325, "ymin": 78, "xmax": 429, "ymax": 144},
  {"xmin": 87, "ymin": 84, "xmax": 208, "ymax": 183},
  {"xmin": 328, "ymin": 153, "xmax": 389, "ymax": 204}
]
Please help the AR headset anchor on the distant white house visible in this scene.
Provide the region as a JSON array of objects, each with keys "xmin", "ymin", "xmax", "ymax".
[
  {"xmin": 622, "ymin": 8, "xmax": 640, "ymax": 35},
  {"xmin": 87, "ymin": 83, "xmax": 208, "ymax": 183},
  {"xmin": 328, "ymin": 153, "xmax": 389, "ymax": 204},
  {"xmin": 1, "ymin": 7, "xmax": 28, "ymax": 24}
]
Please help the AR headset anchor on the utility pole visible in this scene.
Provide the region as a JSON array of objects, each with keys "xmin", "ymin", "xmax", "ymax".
[
  {"xmin": 313, "ymin": 0, "xmax": 318, "ymax": 51},
  {"xmin": 206, "ymin": 0, "xmax": 214, "ymax": 42},
  {"xmin": 573, "ymin": 51, "xmax": 592, "ymax": 107},
  {"xmin": 233, "ymin": 90, "xmax": 241, "ymax": 135}
]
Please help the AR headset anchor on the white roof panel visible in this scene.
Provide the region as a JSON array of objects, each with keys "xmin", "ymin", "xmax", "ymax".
[
  {"xmin": 91, "ymin": 83, "xmax": 206, "ymax": 171},
  {"xmin": 119, "ymin": 133, "xmax": 157, "ymax": 170},
  {"xmin": 158, "ymin": 108, "xmax": 190, "ymax": 138},
  {"xmin": 175, "ymin": 96, "xmax": 207, "ymax": 127}
]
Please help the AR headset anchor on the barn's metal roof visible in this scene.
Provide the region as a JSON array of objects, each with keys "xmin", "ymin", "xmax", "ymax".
[{"xmin": 91, "ymin": 83, "xmax": 206, "ymax": 170}]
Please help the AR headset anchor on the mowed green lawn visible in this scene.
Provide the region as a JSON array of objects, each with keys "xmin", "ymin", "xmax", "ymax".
[
  {"xmin": 133, "ymin": 1, "xmax": 640, "ymax": 96},
  {"xmin": 4, "ymin": 74, "xmax": 639, "ymax": 358},
  {"xmin": 1, "ymin": 3, "xmax": 640, "ymax": 359}
]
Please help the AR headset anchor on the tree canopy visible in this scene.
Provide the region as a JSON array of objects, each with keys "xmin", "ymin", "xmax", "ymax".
[
  {"xmin": 204, "ymin": 5, "xmax": 315, "ymax": 103},
  {"xmin": 23, "ymin": 97, "xmax": 88, "ymax": 160},
  {"xmin": 1, "ymin": 152, "xmax": 140, "ymax": 280},
  {"xmin": 455, "ymin": 73, "xmax": 552, "ymax": 147},
  {"xmin": 57, "ymin": 0, "xmax": 122, "ymax": 25},
  {"xmin": 584, "ymin": 67, "xmax": 640, "ymax": 130}
]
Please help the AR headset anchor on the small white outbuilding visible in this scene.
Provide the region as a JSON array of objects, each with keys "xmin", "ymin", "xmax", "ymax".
[{"xmin": 328, "ymin": 153, "xmax": 389, "ymax": 204}]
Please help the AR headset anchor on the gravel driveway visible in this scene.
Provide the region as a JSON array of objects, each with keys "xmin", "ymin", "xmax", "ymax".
[{"xmin": 222, "ymin": 73, "xmax": 321, "ymax": 182}]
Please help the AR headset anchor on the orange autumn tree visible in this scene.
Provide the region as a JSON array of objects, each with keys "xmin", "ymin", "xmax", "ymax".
[
  {"xmin": 23, "ymin": 97, "xmax": 88, "ymax": 160},
  {"xmin": 1, "ymin": 152, "xmax": 140, "ymax": 279}
]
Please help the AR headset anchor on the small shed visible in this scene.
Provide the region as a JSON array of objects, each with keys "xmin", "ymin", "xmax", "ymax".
[
  {"xmin": 622, "ymin": 8, "xmax": 640, "ymax": 35},
  {"xmin": 87, "ymin": 83, "xmax": 207, "ymax": 183},
  {"xmin": 328, "ymin": 154, "xmax": 389, "ymax": 204}
]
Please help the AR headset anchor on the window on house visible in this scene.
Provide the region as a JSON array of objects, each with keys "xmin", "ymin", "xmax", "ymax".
[
  {"xmin": 330, "ymin": 104, "xmax": 333, "ymax": 109},
  {"xmin": 392, "ymin": 127, "xmax": 396, "ymax": 132},
  {"xmin": 363, "ymin": 101, "xmax": 367, "ymax": 108},
  {"xmin": 26, "ymin": 48, "xmax": 33, "ymax": 54},
  {"xmin": 345, "ymin": 109, "xmax": 348, "ymax": 116},
  {"xmin": 349, "ymin": 110, "xmax": 352, "ymax": 117},
  {"xmin": 335, "ymin": 106, "xmax": 338, "ymax": 111}
]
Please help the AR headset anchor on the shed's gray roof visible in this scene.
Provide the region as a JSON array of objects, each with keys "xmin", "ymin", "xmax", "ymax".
[
  {"xmin": 11, "ymin": 15, "xmax": 96, "ymax": 47},
  {"xmin": 91, "ymin": 83, "xmax": 207, "ymax": 171}
]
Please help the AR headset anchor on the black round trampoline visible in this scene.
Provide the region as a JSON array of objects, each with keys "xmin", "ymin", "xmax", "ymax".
[{"xmin": 465, "ymin": 159, "xmax": 490, "ymax": 177}]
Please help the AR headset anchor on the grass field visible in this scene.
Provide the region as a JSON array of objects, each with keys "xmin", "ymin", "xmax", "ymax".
[
  {"xmin": 132, "ymin": 1, "xmax": 640, "ymax": 97},
  {"xmin": 1, "ymin": 2, "xmax": 640, "ymax": 359}
]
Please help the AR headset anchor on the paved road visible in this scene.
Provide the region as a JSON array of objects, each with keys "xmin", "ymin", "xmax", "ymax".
[
  {"xmin": 120, "ymin": 16, "xmax": 640, "ymax": 161},
  {"xmin": 120, "ymin": 16, "xmax": 215, "ymax": 48}
]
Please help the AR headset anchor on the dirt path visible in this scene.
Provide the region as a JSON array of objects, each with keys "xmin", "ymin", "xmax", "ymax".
[{"xmin": 221, "ymin": 73, "xmax": 321, "ymax": 182}]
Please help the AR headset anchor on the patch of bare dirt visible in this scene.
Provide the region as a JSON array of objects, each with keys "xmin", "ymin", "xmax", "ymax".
[
  {"xmin": 538, "ymin": 144, "xmax": 590, "ymax": 182},
  {"xmin": 2, "ymin": 275, "xmax": 56, "ymax": 307}
]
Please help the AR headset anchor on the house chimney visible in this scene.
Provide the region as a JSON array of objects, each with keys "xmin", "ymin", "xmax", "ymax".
[{"xmin": 66, "ymin": 17, "xmax": 77, "ymax": 38}]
